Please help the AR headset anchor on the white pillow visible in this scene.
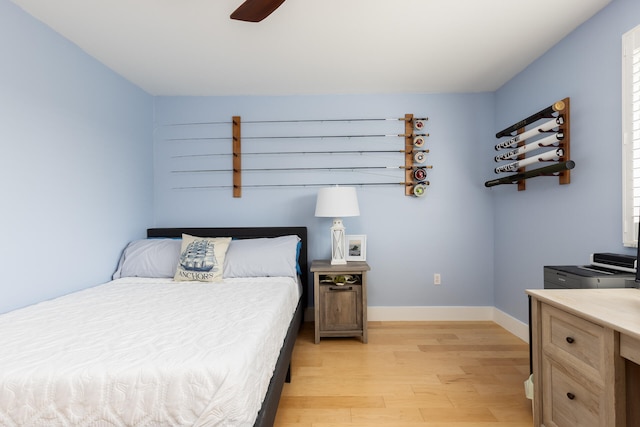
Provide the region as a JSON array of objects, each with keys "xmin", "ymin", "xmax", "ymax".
[
  {"xmin": 113, "ymin": 239, "xmax": 181, "ymax": 279},
  {"xmin": 223, "ymin": 235, "xmax": 301, "ymax": 278},
  {"xmin": 174, "ymin": 234, "xmax": 231, "ymax": 282}
]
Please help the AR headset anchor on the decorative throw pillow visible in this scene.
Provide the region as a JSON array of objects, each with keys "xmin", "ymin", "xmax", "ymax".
[{"xmin": 173, "ymin": 234, "xmax": 231, "ymax": 282}]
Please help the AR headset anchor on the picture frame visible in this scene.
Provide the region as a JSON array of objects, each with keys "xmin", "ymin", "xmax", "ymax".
[{"xmin": 346, "ymin": 235, "xmax": 366, "ymax": 261}]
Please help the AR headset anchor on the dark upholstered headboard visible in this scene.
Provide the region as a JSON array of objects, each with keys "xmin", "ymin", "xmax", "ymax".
[{"xmin": 146, "ymin": 227, "xmax": 309, "ymax": 308}]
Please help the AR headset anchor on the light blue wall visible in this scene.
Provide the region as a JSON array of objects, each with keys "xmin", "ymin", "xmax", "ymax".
[
  {"xmin": 493, "ymin": 0, "xmax": 640, "ymax": 322},
  {"xmin": 154, "ymin": 94, "xmax": 496, "ymax": 308},
  {"xmin": 0, "ymin": 0, "xmax": 154, "ymax": 313},
  {"xmin": 4, "ymin": 0, "xmax": 635, "ymax": 323}
]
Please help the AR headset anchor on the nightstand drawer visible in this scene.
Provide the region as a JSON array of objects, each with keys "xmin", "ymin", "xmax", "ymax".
[
  {"xmin": 319, "ymin": 284, "xmax": 363, "ymax": 331},
  {"xmin": 541, "ymin": 304, "xmax": 605, "ymax": 382}
]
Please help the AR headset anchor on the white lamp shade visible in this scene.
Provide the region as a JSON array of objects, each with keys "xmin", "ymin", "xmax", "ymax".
[{"xmin": 314, "ymin": 186, "xmax": 360, "ymax": 218}]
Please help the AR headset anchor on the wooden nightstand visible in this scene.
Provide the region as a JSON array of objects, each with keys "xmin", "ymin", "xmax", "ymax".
[{"xmin": 311, "ymin": 260, "xmax": 370, "ymax": 344}]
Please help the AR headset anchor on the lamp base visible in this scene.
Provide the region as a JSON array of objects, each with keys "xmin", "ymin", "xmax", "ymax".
[{"xmin": 330, "ymin": 218, "xmax": 347, "ymax": 265}]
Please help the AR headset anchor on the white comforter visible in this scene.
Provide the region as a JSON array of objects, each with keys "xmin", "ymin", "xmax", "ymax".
[{"xmin": 0, "ymin": 277, "xmax": 300, "ymax": 427}]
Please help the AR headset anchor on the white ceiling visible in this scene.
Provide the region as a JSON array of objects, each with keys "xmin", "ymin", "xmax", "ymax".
[{"xmin": 11, "ymin": 0, "xmax": 612, "ymax": 96}]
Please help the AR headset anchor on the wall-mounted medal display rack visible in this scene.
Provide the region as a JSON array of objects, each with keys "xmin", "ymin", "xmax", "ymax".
[
  {"xmin": 485, "ymin": 97, "xmax": 573, "ymax": 190},
  {"xmin": 160, "ymin": 113, "xmax": 432, "ymax": 198}
]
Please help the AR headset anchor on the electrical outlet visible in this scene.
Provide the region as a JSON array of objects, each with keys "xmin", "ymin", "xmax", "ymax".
[{"xmin": 434, "ymin": 273, "xmax": 441, "ymax": 285}]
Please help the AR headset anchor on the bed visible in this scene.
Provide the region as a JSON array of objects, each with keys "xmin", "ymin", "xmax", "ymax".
[{"xmin": 0, "ymin": 226, "xmax": 308, "ymax": 427}]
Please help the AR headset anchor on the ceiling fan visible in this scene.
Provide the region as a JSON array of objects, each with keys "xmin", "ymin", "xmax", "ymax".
[{"xmin": 230, "ymin": 0, "xmax": 286, "ymax": 22}]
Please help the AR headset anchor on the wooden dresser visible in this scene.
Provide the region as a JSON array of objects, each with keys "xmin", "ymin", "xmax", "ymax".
[{"xmin": 527, "ymin": 289, "xmax": 640, "ymax": 427}]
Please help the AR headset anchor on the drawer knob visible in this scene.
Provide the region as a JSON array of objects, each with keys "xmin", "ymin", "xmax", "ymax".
[
  {"xmin": 567, "ymin": 392, "xmax": 576, "ymax": 400},
  {"xmin": 329, "ymin": 286, "xmax": 353, "ymax": 291},
  {"xmin": 565, "ymin": 336, "xmax": 575, "ymax": 344}
]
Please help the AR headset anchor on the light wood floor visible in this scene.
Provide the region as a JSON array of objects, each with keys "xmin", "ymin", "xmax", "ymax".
[{"xmin": 275, "ymin": 321, "xmax": 533, "ymax": 426}]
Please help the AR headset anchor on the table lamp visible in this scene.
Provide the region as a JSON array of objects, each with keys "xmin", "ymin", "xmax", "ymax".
[{"xmin": 315, "ymin": 186, "xmax": 360, "ymax": 265}]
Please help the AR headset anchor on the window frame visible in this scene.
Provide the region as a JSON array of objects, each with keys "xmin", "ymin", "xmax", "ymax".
[{"xmin": 622, "ymin": 24, "xmax": 640, "ymax": 248}]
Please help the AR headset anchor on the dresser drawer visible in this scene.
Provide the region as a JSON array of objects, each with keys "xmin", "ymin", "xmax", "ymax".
[
  {"xmin": 541, "ymin": 304, "xmax": 605, "ymax": 382},
  {"xmin": 542, "ymin": 356, "xmax": 603, "ymax": 427}
]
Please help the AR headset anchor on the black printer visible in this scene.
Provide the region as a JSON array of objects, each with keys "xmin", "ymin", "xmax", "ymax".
[{"xmin": 544, "ymin": 252, "xmax": 637, "ymax": 289}]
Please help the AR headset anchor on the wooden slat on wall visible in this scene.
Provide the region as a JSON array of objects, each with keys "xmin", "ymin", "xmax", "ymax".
[{"xmin": 232, "ymin": 115, "xmax": 241, "ymax": 198}]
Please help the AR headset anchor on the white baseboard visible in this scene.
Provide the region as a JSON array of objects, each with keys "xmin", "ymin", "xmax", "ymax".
[
  {"xmin": 304, "ymin": 306, "xmax": 529, "ymax": 343},
  {"xmin": 492, "ymin": 307, "xmax": 529, "ymax": 343},
  {"xmin": 367, "ymin": 306, "xmax": 494, "ymax": 321}
]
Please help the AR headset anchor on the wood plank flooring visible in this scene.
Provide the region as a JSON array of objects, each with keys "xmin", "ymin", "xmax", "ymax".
[{"xmin": 275, "ymin": 321, "xmax": 533, "ymax": 426}]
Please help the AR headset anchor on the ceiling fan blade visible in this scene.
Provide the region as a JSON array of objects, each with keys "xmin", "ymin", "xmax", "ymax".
[{"xmin": 230, "ymin": 0, "xmax": 286, "ymax": 22}]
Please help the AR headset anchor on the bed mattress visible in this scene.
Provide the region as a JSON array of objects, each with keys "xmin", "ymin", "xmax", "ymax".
[{"xmin": 0, "ymin": 276, "xmax": 301, "ymax": 427}]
